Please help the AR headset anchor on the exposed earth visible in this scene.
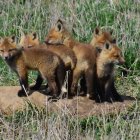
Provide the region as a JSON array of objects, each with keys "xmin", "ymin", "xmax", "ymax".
[{"xmin": 0, "ymin": 86, "xmax": 135, "ymax": 118}]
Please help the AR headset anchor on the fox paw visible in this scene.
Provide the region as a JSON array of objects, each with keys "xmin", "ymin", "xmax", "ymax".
[
  {"xmin": 30, "ymin": 85, "xmax": 40, "ymax": 90},
  {"xmin": 115, "ymin": 96, "xmax": 124, "ymax": 102},
  {"xmin": 18, "ymin": 89, "xmax": 30, "ymax": 97}
]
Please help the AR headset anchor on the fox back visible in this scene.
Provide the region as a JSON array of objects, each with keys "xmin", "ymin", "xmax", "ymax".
[{"xmin": 19, "ymin": 32, "xmax": 77, "ymax": 70}]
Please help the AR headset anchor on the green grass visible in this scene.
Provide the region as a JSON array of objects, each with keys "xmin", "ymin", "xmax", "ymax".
[{"xmin": 0, "ymin": 0, "xmax": 140, "ymax": 139}]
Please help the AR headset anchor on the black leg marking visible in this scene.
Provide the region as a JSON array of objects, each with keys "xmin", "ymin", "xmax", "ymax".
[{"xmin": 30, "ymin": 73, "xmax": 43, "ymax": 90}]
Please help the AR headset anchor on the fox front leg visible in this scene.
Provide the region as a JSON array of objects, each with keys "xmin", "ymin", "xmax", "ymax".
[
  {"xmin": 17, "ymin": 69, "xmax": 30, "ymax": 97},
  {"xmin": 111, "ymin": 81, "xmax": 124, "ymax": 102}
]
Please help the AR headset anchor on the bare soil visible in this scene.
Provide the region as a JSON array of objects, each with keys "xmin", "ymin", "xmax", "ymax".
[{"xmin": 0, "ymin": 86, "xmax": 135, "ymax": 118}]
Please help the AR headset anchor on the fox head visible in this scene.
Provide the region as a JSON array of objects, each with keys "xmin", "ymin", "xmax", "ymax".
[
  {"xmin": 90, "ymin": 28, "xmax": 116, "ymax": 48},
  {"xmin": 0, "ymin": 36, "xmax": 18, "ymax": 60},
  {"xmin": 19, "ymin": 32, "xmax": 39, "ymax": 48},
  {"xmin": 45, "ymin": 19, "xmax": 71, "ymax": 45},
  {"xmin": 98, "ymin": 42, "xmax": 125, "ymax": 65}
]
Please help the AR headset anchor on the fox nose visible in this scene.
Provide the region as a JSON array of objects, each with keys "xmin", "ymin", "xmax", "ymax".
[
  {"xmin": 3, "ymin": 53, "xmax": 9, "ymax": 60},
  {"xmin": 44, "ymin": 38, "xmax": 49, "ymax": 44},
  {"xmin": 4, "ymin": 56, "xmax": 9, "ymax": 60},
  {"xmin": 120, "ymin": 58, "xmax": 125, "ymax": 65},
  {"xmin": 44, "ymin": 37, "xmax": 49, "ymax": 44},
  {"xmin": 44, "ymin": 40, "xmax": 48, "ymax": 44}
]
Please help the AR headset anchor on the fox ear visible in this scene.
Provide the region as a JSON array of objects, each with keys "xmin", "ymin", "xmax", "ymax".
[
  {"xmin": 10, "ymin": 35, "xmax": 18, "ymax": 44},
  {"xmin": 93, "ymin": 27, "xmax": 100, "ymax": 35},
  {"xmin": 11, "ymin": 36, "xmax": 16, "ymax": 43},
  {"xmin": 110, "ymin": 30, "xmax": 113, "ymax": 35},
  {"xmin": 56, "ymin": 19, "xmax": 63, "ymax": 32},
  {"xmin": 32, "ymin": 32, "xmax": 37, "ymax": 40},
  {"xmin": 57, "ymin": 19, "xmax": 63, "ymax": 25},
  {"xmin": 111, "ymin": 38, "xmax": 116, "ymax": 44},
  {"xmin": 0, "ymin": 37, "xmax": 3, "ymax": 44}
]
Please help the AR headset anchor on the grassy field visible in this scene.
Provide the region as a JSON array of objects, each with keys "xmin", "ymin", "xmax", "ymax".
[{"xmin": 0, "ymin": 0, "xmax": 140, "ymax": 139}]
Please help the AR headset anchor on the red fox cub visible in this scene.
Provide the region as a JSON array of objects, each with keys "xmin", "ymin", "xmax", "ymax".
[
  {"xmin": 96, "ymin": 42, "xmax": 125, "ymax": 102},
  {"xmin": 90, "ymin": 28, "xmax": 115, "ymax": 48},
  {"xmin": 45, "ymin": 19, "xmax": 97, "ymax": 98},
  {"xmin": 0, "ymin": 37, "xmax": 65, "ymax": 97},
  {"xmin": 19, "ymin": 32, "xmax": 77, "ymax": 94}
]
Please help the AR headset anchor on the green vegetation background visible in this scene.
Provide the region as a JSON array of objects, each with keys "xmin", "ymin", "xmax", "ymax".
[{"xmin": 0, "ymin": 0, "xmax": 140, "ymax": 139}]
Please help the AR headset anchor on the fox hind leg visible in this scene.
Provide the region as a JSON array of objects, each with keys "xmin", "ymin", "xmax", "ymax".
[
  {"xmin": 85, "ymin": 69, "xmax": 94, "ymax": 99},
  {"xmin": 79, "ymin": 76, "xmax": 87, "ymax": 96},
  {"xmin": 56, "ymin": 63, "xmax": 66, "ymax": 93},
  {"xmin": 71, "ymin": 69, "xmax": 82, "ymax": 96},
  {"xmin": 30, "ymin": 73, "xmax": 44, "ymax": 90}
]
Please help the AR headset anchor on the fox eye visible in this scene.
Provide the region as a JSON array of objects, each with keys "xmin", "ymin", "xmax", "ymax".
[
  {"xmin": 48, "ymin": 35, "xmax": 52, "ymax": 38},
  {"xmin": 105, "ymin": 43, "xmax": 110, "ymax": 49},
  {"xmin": 114, "ymin": 54, "xmax": 119, "ymax": 57},
  {"xmin": 28, "ymin": 45, "xmax": 32, "ymax": 48},
  {"xmin": 0, "ymin": 50, "xmax": 4, "ymax": 52},
  {"xmin": 9, "ymin": 49, "xmax": 16, "ymax": 52}
]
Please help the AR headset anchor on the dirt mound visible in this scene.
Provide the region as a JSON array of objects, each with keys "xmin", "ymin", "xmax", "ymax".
[{"xmin": 0, "ymin": 86, "xmax": 135, "ymax": 117}]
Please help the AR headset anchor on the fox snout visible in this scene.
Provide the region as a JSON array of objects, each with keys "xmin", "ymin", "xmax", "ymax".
[
  {"xmin": 44, "ymin": 39, "xmax": 50, "ymax": 45},
  {"xmin": 119, "ymin": 57, "xmax": 125, "ymax": 65},
  {"xmin": 3, "ymin": 53, "xmax": 11, "ymax": 60},
  {"xmin": 3, "ymin": 55, "xmax": 10, "ymax": 60}
]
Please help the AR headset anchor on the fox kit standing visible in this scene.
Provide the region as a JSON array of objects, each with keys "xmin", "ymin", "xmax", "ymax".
[
  {"xmin": 45, "ymin": 19, "xmax": 97, "ymax": 98},
  {"xmin": 0, "ymin": 37, "xmax": 65, "ymax": 97}
]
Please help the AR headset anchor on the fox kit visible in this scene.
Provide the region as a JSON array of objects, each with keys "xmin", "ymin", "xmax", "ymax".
[
  {"xmin": 19, "ymin": 32, "xmax": 77, "ymax": 95},
  {"xmin": 45, "ymin": 19, "xmax": 97, "ymax": 98},
  {"xmin": 0, "ymin": 37, "xmax": 65, "ymax": 97},
  {"xmin": 96, "ymin": 42, "xmax": 125, "ymax": 102}
]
